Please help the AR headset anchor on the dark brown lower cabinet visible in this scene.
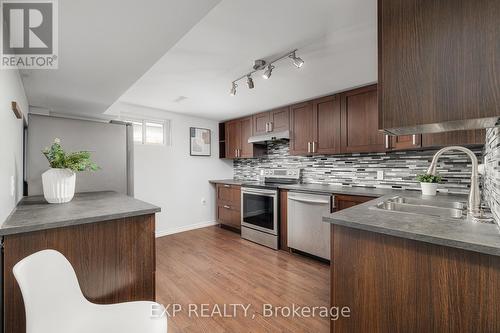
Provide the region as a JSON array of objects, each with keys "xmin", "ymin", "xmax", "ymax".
[
  {"xmin": 215, "ymin": 183, "xmax": 241, "ymax": 230},
  {"xmin": 3, "ymin": 215, "xmax": 156, "ymax": 333},
  {"xmin": 331, "ymin": 225, "xmax": 500, "ymax": 333},
  {"xmin": 334, "ymin": 195, "xmax": 375, "ymax": 211},
  {"xmin": 279, "ymin": 190, "xmax": 289, "ymax": 251}
]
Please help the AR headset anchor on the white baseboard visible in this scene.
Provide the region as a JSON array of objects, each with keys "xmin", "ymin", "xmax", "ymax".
[{"xmin": 155, "ymin": 220, "xmax": 218, "ymax": 238}]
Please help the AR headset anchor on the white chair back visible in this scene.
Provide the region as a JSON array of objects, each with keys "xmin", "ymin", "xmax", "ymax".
[{"xmin": 13, "ymin": 249, "xmax": 88, "ymax": 332}]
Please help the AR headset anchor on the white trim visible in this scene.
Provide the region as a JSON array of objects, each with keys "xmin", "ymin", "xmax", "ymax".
[{"xmin": 155, "ymin": 220, "xmax": 218, "ymax": 238}]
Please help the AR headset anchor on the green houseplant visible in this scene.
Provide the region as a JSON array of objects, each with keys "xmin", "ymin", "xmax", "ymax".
[
  {"xmin": 41, "ymin": 138, "xmax": 99, "ymax": 203},
  {"xmin": 416, "ymin": 173, "xmax": 442, "ymax": 196}
]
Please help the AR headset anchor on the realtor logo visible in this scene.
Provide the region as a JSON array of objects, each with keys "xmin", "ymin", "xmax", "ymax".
[{"xmin": 1, "ymin": 0, "xmax": 58, "ymax": 69}]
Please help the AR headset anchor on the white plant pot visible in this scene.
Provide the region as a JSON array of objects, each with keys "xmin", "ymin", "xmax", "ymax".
[
  {"xmin": 42, "ymin": 168, "xmax": 76, "ymax": 204},
  {"xmin": 420, "ymin": 182, "xmax": 438, "ymax": 196}
]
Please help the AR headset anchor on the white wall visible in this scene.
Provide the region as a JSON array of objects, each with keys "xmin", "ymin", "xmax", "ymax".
[
  {"xmin": 0, "ymin": 70, "xmax": 28, "ymax": 224},
  {"xmin": 115, "ymin": 103, "xmax": 233, "ymax": 236}
]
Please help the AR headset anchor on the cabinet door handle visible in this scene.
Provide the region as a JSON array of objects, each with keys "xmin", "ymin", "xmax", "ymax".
[
  {"xmin": 412, "ymin": 134, "xmax": 417, "ymax": 145},
  {"xmin": 235, "ymin": 149, "xmax": 238, "ymax": 158},
  {"xmin": 312, "ymin": 141, "xmax": 316, "ymax": 153},
  {"xmin": 265, "ymin": 123, "xmax": 268, "ymax": 132},
  {"xmin": 269, "ymin": 122, "xmax": 273, "ymax": 132},
  {"xmin": 224, "ymin": 184, "xmax": 230, "ymax": 188},
  {"xmin": 307, "ymin": 142, "xmax": 311, "ymax": 153},
  {"xmin": 385, "ymin": 135, "xmax": 390, "ymax": 149},
  {"xmin": 223, "ymin": 205, "xmax": 230, "ymax": 209}
]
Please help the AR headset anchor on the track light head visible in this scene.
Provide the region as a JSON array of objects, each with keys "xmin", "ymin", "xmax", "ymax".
[
  {"xmin": 262, "ymin": 65, "xmax": 274, "ymax": 79},
  {"xmin": 247, "ymin": 75, "xmax": 254, "ymax": 89},
  {"xmin": 290, "ymin": 52, "xmax": 304, "ymax": 68},
  {"xmin": 229, "ymin": 82, "xmax": 237, "ymax": 96}
]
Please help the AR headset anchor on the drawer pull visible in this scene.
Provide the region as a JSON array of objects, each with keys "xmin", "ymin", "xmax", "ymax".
[
  {"xmin": 224, "ymin": 184, "xmax": 230, "ymax": 188},
  {"xmin": 223, "ymin": 205, "xmax": 230, "ymax": 209}
]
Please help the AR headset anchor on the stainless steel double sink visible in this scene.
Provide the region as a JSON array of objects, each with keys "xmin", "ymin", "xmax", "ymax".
[{"xmin": 375, "ymin": 196, "xmax": 466, "ymax": 219}]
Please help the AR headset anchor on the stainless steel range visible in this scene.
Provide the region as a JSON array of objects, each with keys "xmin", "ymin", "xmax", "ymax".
[{"xmin": 241, "ymin": 169, "xmax": 301, "ymax": 249}]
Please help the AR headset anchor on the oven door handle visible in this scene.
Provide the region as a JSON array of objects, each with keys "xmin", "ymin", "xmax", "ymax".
[{"xmin": 241, "ymin": 188, "xmax": 277, "ymax": 196}]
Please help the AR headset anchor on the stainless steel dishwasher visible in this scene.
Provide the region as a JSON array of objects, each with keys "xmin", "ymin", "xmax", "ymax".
[{"xmin": 287, "ymin": 192, "xmax": 332, "ymax": 260}]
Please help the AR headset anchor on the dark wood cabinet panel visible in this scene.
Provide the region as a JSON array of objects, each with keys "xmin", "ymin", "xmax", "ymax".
[
  {"xmin": 225, "ymin": 119, "xmax": 241, "ymax": 159},
  {"xmin": 215, "ymin": 184, "xmax": 241, "ymax": 230},
  {"xmin": 378, "ymin": 0, "xmax": 500, "ymax": 131},
  {"xmin": 239, "ymin": 116, "xmax": 254, "ymax": 158},
  {"xmin": 390, "ymin": 134, "xmax": 422, "ymax": 150},
  {"xmin": 217, "ymin": 183, "xmax": 239, "ymax": 204},
  {"xmin": 216, "ymin": 204, "xmax": 240, "ymax": 229},
  {"xmin": 331, "ymin": 225, "xmax": 418, "ymax": 333},
  {"xmin": 289, "ymin": 101, "xmax": 315, "ymax": 155},
  {"xmin": 3, "ymin": 215, "xmax": 156, "ymax": 333},
  {"xmin": 253, "ymin": 112, "xmax": 270, "ymax": 135},
  {"xmin": 270, "ymin": 107, "xmax": 290, "ymax": 132},
  {"xmin": 334, "ymin": 195, "xmax": 375, "ymax": 212},
  {"xmin": 313, "ymin": 95, "xmax": 341, "ymax": 155},
  {"xmin": 252, "ymin": 107, "xmax": 289, "ymax": 136},
  {"xmin": 341, "ymin": 85, "xmax": 386, "ymax": 153},
  {"xmin": 422, "ymin": 129, "xmax": 486, "ymax": 148},
  {"xmin": 224, "ymin": 117, "xmax": 264, "ymax": 159},
  {"xmin": 279, "ymin": 190, "xmax": 289, "ymax": 251},
  {"xmin": 331, "ymin": 225, "xmax": 500, "ymax": 333}
]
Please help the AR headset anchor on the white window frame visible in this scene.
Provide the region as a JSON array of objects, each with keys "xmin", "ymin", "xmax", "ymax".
[{"xmin": 122, "ymin": 116, "xmax": 171, "ymax": 146}]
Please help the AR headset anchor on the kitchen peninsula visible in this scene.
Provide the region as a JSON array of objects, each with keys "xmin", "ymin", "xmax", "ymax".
[{"xmin": 0, "ymin": 191, "xmax": 160, "ymax": 333}]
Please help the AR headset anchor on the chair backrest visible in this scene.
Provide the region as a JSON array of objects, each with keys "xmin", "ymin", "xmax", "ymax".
[{"xmin": 13, "ymin": 250, "xmax": 87, "ymax": 332}]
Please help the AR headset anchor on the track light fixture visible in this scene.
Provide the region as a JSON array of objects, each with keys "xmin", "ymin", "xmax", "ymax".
[
  {"xmin": 229, "ymin": 49, "xmax": 304, "ymax": 95},
  {"xmin": 262, "ymin": 65, "xmax": 274, "ymax": 80},
  {"xmin": 229, "ymin": 82, "xmax": 237, "ymax": 96},
  {"xmin": 247, "ymin": 75, "xmax": 254, "ymax": 89},
  {"xmin": 290, "ymin": 51, "xmax": 304, "ymax": 68}
]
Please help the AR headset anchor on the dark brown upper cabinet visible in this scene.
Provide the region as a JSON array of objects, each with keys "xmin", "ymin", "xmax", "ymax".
[
  {"xmin": 341, "ymin": 85, "xmax": 386, "ymax": 153},
  {"xmin": 239, "ymin": 116, "xmax": 255, "ymax": 158},
  {"xmin": 252, "ymin": 107, "xmax": 290, "ymax": 135},
  {"xmin": 269, "ymin": 107, "xmax": 290, "ymax": 133},
  {"xmin": 378, "ymin": 0, "xmax": 500, "ymax": 134},
  {"xmin": 253, "ymin": 111, "xmax": 270, "ymax": 136},
  {"xmin": 313, "ymin": 95, "xmax": 341, "ymax": 155},
  {"xmin": 289, "ymin": 101, "xmax": 315, "ymax": 155},
  {"xmin": 289, "ymin": 95, "xmax": 341, "ymax": 155},
  {"xmin": 225, "ymin": 117, "xmax": 265, "ymax": 159},
  {"xmin": 225, "ymin": 119, "xmax": 241, "ymax": 159}
]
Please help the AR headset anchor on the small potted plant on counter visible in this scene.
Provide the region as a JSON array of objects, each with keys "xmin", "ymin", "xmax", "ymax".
[
  {"xmin": 416, "ymin": 173, "xmax": 442, "ymax": 196},
  {"xmin": 41, "ymin": 138, "xmax": 99, "ymax": 204}
]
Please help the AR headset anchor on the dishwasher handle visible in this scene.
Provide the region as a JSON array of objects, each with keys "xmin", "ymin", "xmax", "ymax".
[{"xmin": 288, "ymin": 196, "xmax": 330, "ymax": 205}]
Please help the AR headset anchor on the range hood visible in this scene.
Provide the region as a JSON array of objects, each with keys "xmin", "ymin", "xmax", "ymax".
[
  {"xmin": 248, "ymin": 130, "xmax": 290, "ymax": 144},
  {"xmin": 383, "ymin": 117, "xmax": 500, "ymax": 136}
]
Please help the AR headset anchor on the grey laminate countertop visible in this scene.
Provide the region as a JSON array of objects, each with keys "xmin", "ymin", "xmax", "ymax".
[
  {"xmin": 209, "ymin": 179, "xmax": 395, "ymax": 197},
  {"xmin": 323, "ymin": 191, "xmax": 500, "ymax": 257},
  {"xmin": 0, "ymin": 191, "xmax": 161, "ymax": 236}
]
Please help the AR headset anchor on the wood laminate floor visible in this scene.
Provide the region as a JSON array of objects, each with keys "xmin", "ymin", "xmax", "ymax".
[{"xmin": 156, "ymin": 226, "xmax": 330, "ymax": 333}]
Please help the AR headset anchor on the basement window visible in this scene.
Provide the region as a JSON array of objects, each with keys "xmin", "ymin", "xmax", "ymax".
[{"xmin": 125, "ymin": 118, "xmax": 171, "ymax": 146}]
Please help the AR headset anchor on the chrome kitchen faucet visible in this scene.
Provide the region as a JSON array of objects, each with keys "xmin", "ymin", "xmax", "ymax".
[{"xmin": 426, "ymin": 146, "xmax": 481, "ymax": 217}]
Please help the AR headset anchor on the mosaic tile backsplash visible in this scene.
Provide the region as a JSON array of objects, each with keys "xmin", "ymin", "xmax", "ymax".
[
  {"xmin": 234, "ymin": 141, "xmax": 484, "ymax": 195},
  {"xmin": 484, "ymin": 127, "xmax": 500, "ymax": 224}
]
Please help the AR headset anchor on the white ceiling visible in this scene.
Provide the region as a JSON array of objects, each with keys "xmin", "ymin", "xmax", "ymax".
[
  {"xmin": 20, "ymin": 0, "xmax": 222, "ymax": 117},
  {"xmin": 110, "ymin": 0, "xmax": 377, "ymax": 121}
]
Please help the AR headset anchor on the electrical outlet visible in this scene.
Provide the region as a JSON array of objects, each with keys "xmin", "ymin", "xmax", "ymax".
[
  {"xmin": 10, "ymin": 175, "xmax": 15, "ymax": 196},
  {"xmin": 377, "ymin": 170, "xmax": 384, "ymax": 180},
  {"xmin": 201, "ymin": 198, "xmax": 206, "ymax": 206}
]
